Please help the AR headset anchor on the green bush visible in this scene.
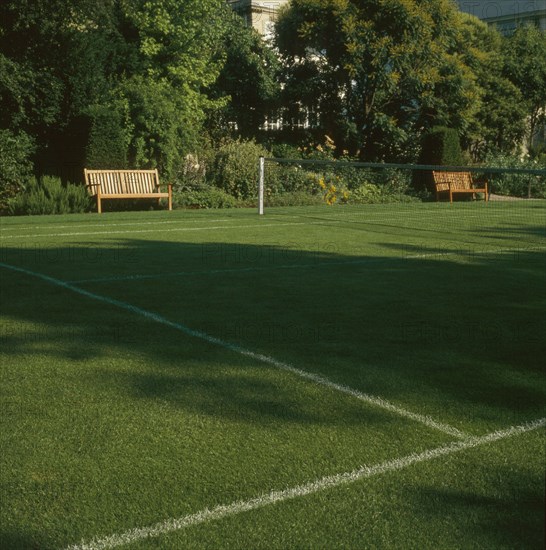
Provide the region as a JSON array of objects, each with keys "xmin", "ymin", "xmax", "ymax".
[
  {"xmin": 0, "ymin": 129, "xmax": 35, "ymax": 211},
  {"xmin": 348, "ymin": 181, "xmax": 419, "ymax": 204},
  {"xmin": 265, "ymin": 191, "xmax": 323, "ymax": 207},
  {"xmin": 85, "ymin": 104, "xmax": 129, "ymax": 169},
  {"xmin": 420, "ymin": 127, "xmax": 463, "ymax": 166},
  {"xmin": 264, "ymin": 165, "xmax": 319, "ymax": 196},
  {"xmin": 173, "ymin": 186, "xmax": 237, "ymax": 209},
  {"xmin": 418, "ymin": 127, "xmax": 463, "ymax": 192},
  {"xmin": 485, "ymin": 152, "xmax": 546, "ymax": 198},
  {"xmin": 212, "ymin": 139, "xmax": 268, "ymax": 200},
  {"xmin": 8, "ymin": 176, "xmax": 92, "ymax": 215}
]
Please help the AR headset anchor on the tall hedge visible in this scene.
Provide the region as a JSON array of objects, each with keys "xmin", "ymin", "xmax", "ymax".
[
  {"xmin": 85, "ymin": 105, "xmax": 129, "ymax": 169},
  {"xmin": 420, "ymin": 127, "xmax": 463, "ymax": 166},
  {"xmin": 417, "ymin": 127, "xmax": 463, "ymax": 192},
  {"xmin": 0, "ymin": 129, "xmax": 35, "ymax": 212}
]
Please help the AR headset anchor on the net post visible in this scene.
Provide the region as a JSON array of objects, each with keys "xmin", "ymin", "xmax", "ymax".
[{"xmin": 258, "ymin": 156, "xmax": 265, "ymax": 215}]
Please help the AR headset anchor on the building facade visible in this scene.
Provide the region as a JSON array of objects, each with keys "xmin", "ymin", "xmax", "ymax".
[
  {"xmin": 227, "ymin": 0, "xmax": 289, "ymax": 38},
  {"xmin": 457, "ymin": 1, "xmax": 546, "ymax": 35}
]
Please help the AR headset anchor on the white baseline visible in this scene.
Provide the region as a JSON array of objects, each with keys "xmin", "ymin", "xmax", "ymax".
[{"xmin": 65, "ymin": 418, "xmax": 545, "ymax": 550}]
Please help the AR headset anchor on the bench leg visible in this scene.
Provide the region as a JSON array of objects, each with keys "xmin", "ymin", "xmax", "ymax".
[
  {"xmin": 168, "ymin": 184, "xmax": 172, "ymax": 211},
  {"xmin": 97, "ymin": 189, "xmax": 102, "ymax": 214}
]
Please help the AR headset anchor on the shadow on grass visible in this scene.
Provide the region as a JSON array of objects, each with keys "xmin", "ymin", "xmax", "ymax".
[
  {"xmin": 1, "ymin": 224, "xmax": 545, "ymax": 548},
  {"xmin": 1, "ymin": 236, "xmax": 545, "ymax": 423},
  {"xmin": 407, "ymin": 480, "xmax": 544, "ymax": 549},
  {"xmin": 0, "ymin": 530, "xmax": 47, "ymax": 550}
]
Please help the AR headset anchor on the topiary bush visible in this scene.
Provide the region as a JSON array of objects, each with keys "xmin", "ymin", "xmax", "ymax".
[
  {"xmin": 8, "ymin": 176, "xmax": 92, "ymax": 215},
  {"xmin": 85, "ymin": 104, "xmax": 129, "ymax": 169},
  {"xmin": 420, "ymin": 126, "xmax": 463, "ymax": 166},
  {"xmin": 417, "ymin": 127, "xmax": 463, "ymax": 192}
]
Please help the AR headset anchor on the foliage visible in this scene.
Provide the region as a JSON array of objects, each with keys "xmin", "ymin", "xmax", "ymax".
[
  {"xmin": 212, "ymin": 11, "xmax": 280, "ymax": 137},
  {"xmin": 348, "ymin": 181, "xmax": 419, "ymax": 204},
  {"xmin": 502, "ymin": 25, "xmax": 546, "ymax": 153},
  {"xmin": 417, "ymin": 126, "xmax": 463, "ymax": 193},
  {"xmin": 173, "ymin": 186, "xmax": 237, "ymax": 209},
  {"xmin": 485, "ymin": 152, "xmax": 546, "ymax": 199},
  {"xmin": 456, "ymin": 15, "xmax": 527, "ymax": 160},
  {"xmin": 420, "ymin": 127, "xmax": 464, "ymax": 166},
  {"xmin": 275, "ymin": 0, "xmax": 478, "ymax": 161},
  {"xmin": 8, "ymin": 176, "xmax": 91, "ymax": 215},
  {"xmin": 0, "ymin": 0, "xmax": 228, "ymax": 183},
  {"xmin": 212, "ymin": 138, "xmax": 268, "ymax": 200},
  {"xmin": 85, "ymin": 104, "xmax": 130, "ymax": 169},
  {"xmin": 265, "ymin": 190, "xmax": 323, "ymax": 207},
  {"xmin": 0, "ymin": 129, "xmax": 35, "ymax": 211}
]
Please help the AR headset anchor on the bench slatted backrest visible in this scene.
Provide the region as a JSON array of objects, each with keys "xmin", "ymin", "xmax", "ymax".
[
  {"xmin": 85, "ymin": 170, "xmax": 159, "ymax": 195},
  {"xmin": 432, "ymin": 171, "xmax": 472, "ymax": 192}
]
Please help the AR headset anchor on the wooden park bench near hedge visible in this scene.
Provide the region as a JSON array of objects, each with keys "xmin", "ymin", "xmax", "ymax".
[
  {"xmin": 84, "ymin": 169, "xmax": 172, "ymax": 214},
  {"xmin": 432, "ymin": 170, "xmax": 488, "ymax": 203}
]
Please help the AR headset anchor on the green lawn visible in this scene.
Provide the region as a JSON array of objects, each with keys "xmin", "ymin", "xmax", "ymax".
[{"xmin": 1, "ymin": 202, "xmax": 545, "ymax": 549}]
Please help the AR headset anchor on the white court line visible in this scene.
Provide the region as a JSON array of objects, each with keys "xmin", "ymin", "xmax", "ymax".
[
  {"xmin": 65, "ymin": 417, "xmax": 545, "ymax": 550},
  {"xmin": 69, "ymin": 245, "xmax": 546, "ymax": 284},
  {"xmin": 0, "ymin": 218, "xmax": 238, "ymax": 232},
  {"xmin": 0, "ymin": 261, "xmax": 468, "ymax": 439},
  {"xmin": 0, "ymin": 221, "xmax": 314, "ymax": 240}
]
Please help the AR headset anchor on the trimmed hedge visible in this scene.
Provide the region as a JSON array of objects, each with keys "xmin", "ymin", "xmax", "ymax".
[
  {"xmin": 417, "ymin": 127, "xmax": 463, "ymax": 192},
  {"xmin": 0, "ymin": 129, "xmax": 35, "ymax": 212}
]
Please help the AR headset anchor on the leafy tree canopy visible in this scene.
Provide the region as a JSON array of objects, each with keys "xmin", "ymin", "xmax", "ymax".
[
  {"xmin": 502, "ymin": 24, "xmax": 546, "ymax": 152},
  {"xmin": 275, "ymin": 0, "xmax": 482, "ymax": 160}
]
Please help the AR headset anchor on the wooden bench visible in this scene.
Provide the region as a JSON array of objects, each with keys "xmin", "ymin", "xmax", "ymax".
[
  {"xmin": 432, "ymin": 171, "xmax": 488, "ymax": 203},
  {"xmin": 84, "ymin": 169, "xmax": 172, "ymax": 214}
]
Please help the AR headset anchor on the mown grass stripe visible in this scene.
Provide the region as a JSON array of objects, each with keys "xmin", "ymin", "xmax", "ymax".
[
  {"xmin": 0, "ymin": 260, "xmax": 468, "ymax": 439},
  {"xmin": 65, "ymin": 418, "xmax": 545, "ymax": 550},
  {"xmin": 0, "ymin": 221, "xmax": 311, "ymax": 240},
  {"xmin": 0, "ymin": 218, "xmax": 236, "ymax": 232},
  {"xmin": 67, "ymin": 245, "xmax": 546, "ymax": 284}
]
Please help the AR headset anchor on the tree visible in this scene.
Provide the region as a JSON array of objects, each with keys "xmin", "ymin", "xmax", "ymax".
[
  {"xmin": 502, "ymin": 25, "xmax": 546, "ymax": 153},
  {"xmin": 455, "ymin": 14, "xmax": 527, "ymax": 159},
  {"xmin": 0, "ymin": 0, "xmax": 230, "ymax": 181},
  {"xmin": 275, "ymin": 0, "xmax": 479, "ymax": 161},
  {"xmin": 211, "ymin": 11, "xmax": 281, "ymax": 137}
]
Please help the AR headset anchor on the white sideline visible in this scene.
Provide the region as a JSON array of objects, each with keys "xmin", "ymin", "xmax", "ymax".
[
  {"xmin": 0, "ymin": 221, "xmax": 316, "ymax": 240},
  {"xmin": 65, "ymin": 418, "xmax": 546, "ymax": 550},
  {"xmin": 0, "ymin": 218, "xmax": 236, "ymax": 232},
  {"xmin": 68, "ymin": 245, "xmax": 546, "ymax": 284},
  {"xmin": 0, "ymin": 261, "xmax": 468, "ymax": 439}
]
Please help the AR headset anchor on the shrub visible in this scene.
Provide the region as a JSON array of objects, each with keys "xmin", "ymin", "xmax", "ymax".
[
  {"xmin": 420, "ymin": 127, "xmax": 463, "ymax": 166},
  {"xmin": 348, "ymin": 172, "xmax": 420, "ymax": 204},
  {"xmin": 8, "ymin": 176, "xmax": 92, "ymax": 215},
  {"xmin": 212, "ymin": 139, "xmax": 268, "ymax": 200},
  {"xmin": 417, "ymin": 127, "xmax": 463, "ymax": 192},
  {"xmin": 0, "ymin": 129, "xmax": 35, "ymax": 212},
  {"xmin": 173, "ymin": 186, "xmax": 238, "ymax": 209},
  {"xmin": 265, "ymin": 191, "xmax": 323, "ymax": 207},
  {"xmin": 485, "ymin": 152, "xmax": 546, "ymax": 198},
  {"xmin": 85, "ymin": 104, "xmax": 129, "ymax": 169}
]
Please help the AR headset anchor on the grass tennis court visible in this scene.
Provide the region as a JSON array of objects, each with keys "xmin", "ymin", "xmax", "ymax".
[{"xmin": 1, "ymin": 202, "xmax": 545, "ymax": 549}]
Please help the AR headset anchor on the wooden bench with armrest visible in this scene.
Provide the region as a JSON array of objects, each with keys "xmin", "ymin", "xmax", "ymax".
[
  {"xmin": 432, "ymin": 171, "xmax": 488, "ymax": 203},
  {"xmin": 84, "ymin": 169, "xmax": 172, "ymax": 213}
]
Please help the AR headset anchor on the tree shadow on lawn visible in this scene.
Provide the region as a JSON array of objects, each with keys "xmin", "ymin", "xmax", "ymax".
[
  {"xmin": 1, "ymin": 237, "xmax": 545, "ymax": 548},
  {"xmin": 0, "ymin": 530, "xmax": 48, "ymax": 550},
  {"xmin": 1, "ymin": 238, "xmax": 545, "ymax": 428},
  {"xmin": 402, "ymin": 471, "xmax": 544, "ymax": 549}
]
